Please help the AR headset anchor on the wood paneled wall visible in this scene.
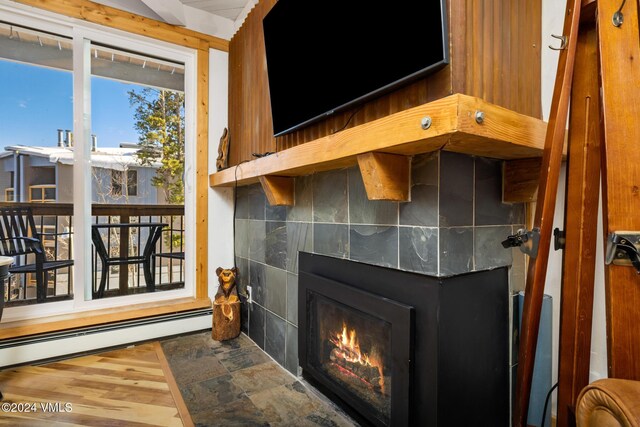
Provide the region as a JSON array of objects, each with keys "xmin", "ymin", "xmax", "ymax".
[{"xmin": 228, "ymin": 0, "xmax": 541, "ymax": 166}]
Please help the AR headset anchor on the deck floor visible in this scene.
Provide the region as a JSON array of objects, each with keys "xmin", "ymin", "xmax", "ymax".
[{"xmin": 0, "ymin": 332, "xmax": 356, "ymax": 426}]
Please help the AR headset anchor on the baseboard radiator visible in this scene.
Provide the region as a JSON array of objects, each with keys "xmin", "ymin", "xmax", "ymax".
[{"xmin": 0, "ymin": 308, "xmax": 212, "ymax": 368}]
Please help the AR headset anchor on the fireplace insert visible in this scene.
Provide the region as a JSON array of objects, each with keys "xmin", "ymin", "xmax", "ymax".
[
  {"xmin": 301, "ymin": 273, "xmax": 413, "ymax": 426},
  {"xmin": 299, "ymin": 253, "xmax": 509, "ymax": 426}
]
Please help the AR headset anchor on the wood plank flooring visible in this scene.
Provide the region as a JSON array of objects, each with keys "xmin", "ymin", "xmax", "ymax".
[{"xmin": 0, "ymin": 342, "xmax": 192, "ymax": 426}]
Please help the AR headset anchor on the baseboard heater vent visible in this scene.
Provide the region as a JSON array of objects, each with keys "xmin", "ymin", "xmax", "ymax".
[{"xmin": 0, "ymin": 308, "xmax": 212, "ymax": 351}]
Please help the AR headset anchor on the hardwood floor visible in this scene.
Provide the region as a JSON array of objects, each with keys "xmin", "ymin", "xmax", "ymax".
[{"xmin": 0, "ymin": 342, "xmax": 193, "ymax": 426}]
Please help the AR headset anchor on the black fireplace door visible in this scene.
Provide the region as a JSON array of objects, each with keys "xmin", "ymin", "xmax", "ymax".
[{"xmin": 299, "ymin": 272, "xmax": 414, "ymax": 427}]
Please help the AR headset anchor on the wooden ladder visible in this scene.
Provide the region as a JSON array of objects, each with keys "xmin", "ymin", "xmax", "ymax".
[{"xmin": 512, "ymin": 0, "xmax": 640, "ymax": 426}]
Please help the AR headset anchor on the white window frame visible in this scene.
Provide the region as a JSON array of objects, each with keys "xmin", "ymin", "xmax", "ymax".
[{"xmin": 0, "ymin": 3, "xmax": 198, "ymax": 321}]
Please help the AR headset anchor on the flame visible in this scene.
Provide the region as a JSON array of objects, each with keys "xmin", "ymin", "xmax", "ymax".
[{"xmin": 329, "ymin": 322, "xmax": 385, "ymax": 393}]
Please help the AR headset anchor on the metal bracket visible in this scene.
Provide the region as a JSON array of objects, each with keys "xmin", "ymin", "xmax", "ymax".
[
  {"xmin": 613, "ymin": 0, "xmax": 627, "ymax": 27},
  {"xmin": 502, "ymin": 228, "xmax": 541, "ymax": 259},
  {"xmin": 549, "ymin": 34, "xmax": 567, "ymax": 51},
  {"xmin": 605, "ymin": 232, "xmax": 640, "ymax": 273},
  {"xmin": 553, "ymin": 228, "xmax": 566, "ymax": 251}
]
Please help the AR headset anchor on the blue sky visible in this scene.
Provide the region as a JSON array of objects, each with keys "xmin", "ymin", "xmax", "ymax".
[{"xmin": 0, "ymin": 60, "xmax": 142, "ymax": 148}]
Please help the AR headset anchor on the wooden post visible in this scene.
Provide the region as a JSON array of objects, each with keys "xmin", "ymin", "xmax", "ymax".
[
  {"xmin": 556, "ymin": 23, "xmax": 601, "ymax": 427},
  {"xmin": 513, "ymin": 1, "xmax": 582, "ymax": 425},
  {"xmin": 597, "ymin": 0, "xmax": 640, "ymax": 380},
  {"xmin": 119, "ymin": 214, "xmax": 129, "ymax": 295}
]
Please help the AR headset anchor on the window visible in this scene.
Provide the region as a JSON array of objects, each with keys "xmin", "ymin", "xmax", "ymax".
[
  {"xmin": 29, "ymin": 185, "xmax": 56, "ymax": 203},
  {"xmin": 0, "ymin": 9, "xmax": 195, "ymax": 317},
  {"xmin": 127, "ymin": 170, "xmax": 138, "ymax": 196},
  {"xmin": 110, "ymin": 169, "xmax": 138, "ymax": 197}
]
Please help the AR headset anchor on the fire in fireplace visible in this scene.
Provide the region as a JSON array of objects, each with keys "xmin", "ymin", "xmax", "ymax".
[
  {"xmin": 300, "ymin": 267, "xmax": 413, "ymax": 427},
  {"xmin": 299, "ymin": 252, "xmax": 509, "ymax": 427},
  {"xmin": 318, "ymin": 300, "xmax": 392, "ymax": 422},
  {"xmin": 329, "ymin": 323, "xmax": 387, "ymax": 395}
]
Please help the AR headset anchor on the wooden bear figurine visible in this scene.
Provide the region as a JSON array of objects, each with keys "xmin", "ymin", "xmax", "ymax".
[{"xmin": 212, "ymin": 266, "xmax": 241, "ymax": 341}]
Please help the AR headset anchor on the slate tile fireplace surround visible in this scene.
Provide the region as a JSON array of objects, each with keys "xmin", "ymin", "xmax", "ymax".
[{"xmin": 233, "ymin": 151, "xmax": 526, "ymax": 424}]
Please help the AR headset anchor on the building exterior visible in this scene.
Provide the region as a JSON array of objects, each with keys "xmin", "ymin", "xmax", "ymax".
[{"xmin": 0, "ymin": 133, "xmax": 163, "ymax": 204}]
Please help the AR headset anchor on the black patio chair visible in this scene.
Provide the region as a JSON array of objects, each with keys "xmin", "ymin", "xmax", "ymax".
[{"xmin": 0, "ymin": 206, "xmax": 74, "ymax": 303}]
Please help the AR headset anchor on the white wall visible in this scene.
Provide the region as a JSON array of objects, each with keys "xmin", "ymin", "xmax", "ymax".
[
  {"xmin": 207, "ymin": 48, "xmax": 234, "ymax": 300},
  {"xmin": 541, "ymin": 0, "xmax": 608, "ymax": 414}
]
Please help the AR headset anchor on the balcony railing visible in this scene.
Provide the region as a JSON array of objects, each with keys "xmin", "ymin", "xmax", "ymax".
[{"xmin": 0, "ymin": 202, "xmax": 185, "ymax": 306}]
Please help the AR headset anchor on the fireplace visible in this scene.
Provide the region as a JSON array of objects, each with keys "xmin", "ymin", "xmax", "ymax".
[
  {"xmin": 299, "ymin": 253, "xmax": 509, "ymax": 426},
  {"xmin": 301, "ymin": 272, "xmax": 413, "ymax": 426}
]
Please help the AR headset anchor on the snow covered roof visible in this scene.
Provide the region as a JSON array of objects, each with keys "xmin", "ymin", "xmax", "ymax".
[{"xmin": 3, "ymin": 145, "xmax": 161, "ymax": 171}]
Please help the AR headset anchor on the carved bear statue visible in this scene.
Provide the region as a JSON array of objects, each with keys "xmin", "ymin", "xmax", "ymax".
[{"xmin": 212, "ymin": 266, "xmax": 241, "ymax": 341}]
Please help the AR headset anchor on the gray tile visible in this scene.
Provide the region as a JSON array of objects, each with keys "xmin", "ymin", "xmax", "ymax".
[
  {"xmin": 161, "ymin": 333, "xmax": 212, "ymax": 359},
  {"xmin": 288, "ymin": 175, "xmax": 313, "ymax": 222},
  {"xmin": 265, "ymin": 265, "xmax": 287, "ymax": 318},
  {"xmin": 167, "ymin": 352, "xmax": 228, "ymax": 387},
  {"xmin": 231, "ymin": 360, "xmax": 295, "ymax": 395},
  {"xmin": 475, "ymin": 157, "xmax": 523, "ymax": 225},
  {"xmin": 510, "ymin": 225, "xmax": 527, "ymax": 292},
  {"xmin": 266, "ymin": 204, "xmax": 287, "ymax": 221},
  {"xmin": 348, "ymin": 167, "xmax": 398, "ymax": 225},
  {"xmin": 235, "ymin": 186, "xmax": 250, "ymax": 220},
  {"xmin": 475, "ymin": 226, "xmax": 513, "ymax": 270},
  {"xmin": 241, "ymin": 299, "xmax": 249, "ymax": 334},
  {"xmin": 266, "ymin": 221, "xmax": 287, "ymax": 269},
  {"xmin": 302, "ymin": 409, "xmax": 357, "ymax": 427},
  {"xmin": 286, "ymin": 222, "xmax": 313, "ymax": 273},
  {"xmin": 350, "ymin": 225, "xmax": 398, "ymax": 268},
  {"xmin": 286, "ymin": 273, "xmax": 298, "ymax": 325},
  {"xmin": 399, "ymin": 226, "xmax": 438, "ymax": 275},
  {"xmin": 180, "ymin": 374, "xmax": 244, "ymax": 411},
  {"xmin": 248, "ymin": 302, "xmax": 265, "ymax": 349},
  {"xmin": 313, "ymin": 224, "xmax": 349, "ymax": 259},
  {"xmin": 218, "ymin": 346, "xmax": 272, "ymax": 372},
  {"xmin": 400, "ymin": 152, "xmax": 439, "ymax": 226},
  {"xmin": 235, "ymin": 257, "xmax": 249, "ymax": 294},
  {"xmin": 235, "ymin": 219, "xmax": 249, "ymax": 259},
  {"xmin": 440, "ymin": 151, "xmax": 474, "ymax": 227},
  {"xmin": 249, "ymin": 261, "xmax": 266, "ymax": 306},
  {"xmin": 190, "ymin": 394, "xmax": 269, "ymax": 427},
  {"xmin": 205, "ymin": 333, "xmax": 256, "ymax": 355},
  {"xmin": 439, "ymin": 227, "xmax": 474, "ymax": 275},
  {"xmin": 285, "ymin": 323, "xmax": 299, "ymax": 376},
  {"xmin": 249, "ymin": 220, "xmax": 266, "ymax": 263},
  {"xmin": 250, "ymin": 381, "xmax": 318, "ymax": 425},
  {"xmin": 313, "ymin": 169, "xmax": 348, "ymax": 223},
  {"xmin": 265, "ymin": 311, "xmax": 287, "ymax": 366},
  {"xmin": 248, "ymin": 184, "xmax": 266, "ymax": 220}
]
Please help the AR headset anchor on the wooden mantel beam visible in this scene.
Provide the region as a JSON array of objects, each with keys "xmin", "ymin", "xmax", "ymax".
[
  {"xmin": 210, "ymin": 94, "xmax": 548, "ymax": 188},
  {"xmin": 357, "ymin": 152, "xmax": 411, "ymax": 202}
]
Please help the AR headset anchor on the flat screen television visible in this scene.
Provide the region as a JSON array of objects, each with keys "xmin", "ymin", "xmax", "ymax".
[{"xmin": 262, "ymin": 0, "xmax": 449, "ymax": 137}]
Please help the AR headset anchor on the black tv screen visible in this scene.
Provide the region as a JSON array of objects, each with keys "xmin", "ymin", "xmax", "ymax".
[{"xmin": 263, "ymin": 0, "xmax": 449, "ymax": 137}]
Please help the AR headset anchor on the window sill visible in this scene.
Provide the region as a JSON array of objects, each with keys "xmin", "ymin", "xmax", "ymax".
[{"xmin": 0, "ymin": 297, "xmax": 211, "ymax": 340}]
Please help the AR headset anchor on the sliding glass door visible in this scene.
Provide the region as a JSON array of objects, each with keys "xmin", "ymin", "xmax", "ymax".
[{"xmin": 0, "ymin": 8, "xmax": 196, "ymax": 320}]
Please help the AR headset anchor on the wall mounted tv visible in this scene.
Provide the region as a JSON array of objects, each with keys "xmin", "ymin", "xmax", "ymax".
[{"xmin": 263, "ymin": 0, "xmax": 449, "ymax": 137}]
